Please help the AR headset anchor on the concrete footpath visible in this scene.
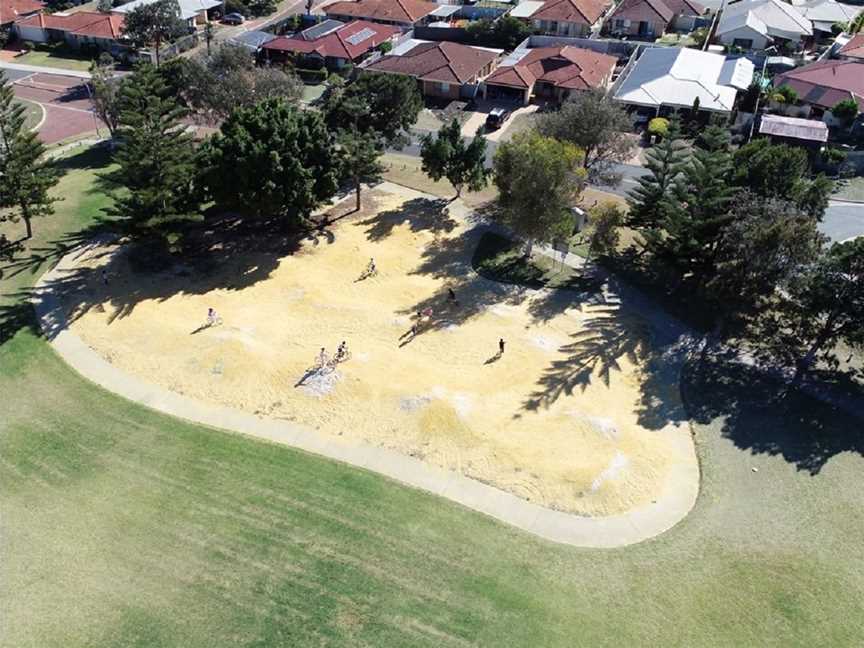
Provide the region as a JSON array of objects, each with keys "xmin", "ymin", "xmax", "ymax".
[{"xmin": 32, "ymin": 231, "xmax": 699, "ymax": 550}]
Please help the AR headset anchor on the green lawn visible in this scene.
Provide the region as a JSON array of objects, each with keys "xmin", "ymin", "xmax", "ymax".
[
  {"xmin": 300, "ymin": 83, "xmax": 326, "ymax": 105},
  {"xmin": 472, "ymin": 231, "xmax": 600, "ymax": 290},
  {"xmin": 833, "ymin": 176, "xmax": 864, "ymax": 202},
  {"xmin": 14, "ymin": 47, "xmax": 95, "ymax": 72},
  {"xmin": 1, "ymin": 145, "xmax": 863, "ymax": 647},
  {"xmin": 16, "ymin": 98, "xmax": 43, "ymax": 131}
]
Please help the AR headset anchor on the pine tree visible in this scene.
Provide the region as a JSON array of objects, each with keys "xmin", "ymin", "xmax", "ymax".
[
  {"xmin": 675, "ymin": 122, "xmax": 736, "ymax": 282},
  {"xmin": 339, "ymin": 126, "xmax": 384, "ymax": 212},
  {"xmin": 626, "ymin": 118, "xmax": 690, "ymax": 255},
  {"xmin": 0, "ymin": 70, "xmax": 59, "ymax": 240},
  {"xmin": 106, "ymin": 65, "xmax": 200, "ymax": 249}
]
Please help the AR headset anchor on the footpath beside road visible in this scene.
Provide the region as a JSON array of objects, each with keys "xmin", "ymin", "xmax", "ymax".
[
  {"xmin": 0, "ymin": 60, "xmax": 91, "ymax": 79},
  {"xmin": 31, "ymin": 183, "xmax": 700, "ymax": 549}
]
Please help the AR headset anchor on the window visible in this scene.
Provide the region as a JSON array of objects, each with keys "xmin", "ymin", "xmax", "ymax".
[
  {"xmin": 732, "ymin": 38, "xmax": 753, "ymax": 49},
  {"xmin": 440, "ymin": 82, "xmax": 450, "ymax": 92}
]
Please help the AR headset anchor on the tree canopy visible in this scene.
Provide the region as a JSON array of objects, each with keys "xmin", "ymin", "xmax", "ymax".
[
  {"xmin": 324, "ymin": 73, "xmax": 422, "ymax": 147},
  {"xmin": 201, "ymin": 98, "xmax": 340, "ymax": 227},
  {"xmin": 536, "ymin": 88, "xmax": 635, "ymax": 185},
  {"xmin": 123, "ymin": 0, "xmax": 187, "ymax": 67},
  {"xmin": 0, "ymin": 70, "xmax": 59, "ymax": 240},
  {"xmin": 493, "ymin": 131, "xmax": 585, "ymax": 251},
  {"xmin": 105, "ymin": 65, "xmax": 200, "ymax": 250},
  {"xmin": 420, "ymin": 119, "xmax": 488, "ymax": 199}
]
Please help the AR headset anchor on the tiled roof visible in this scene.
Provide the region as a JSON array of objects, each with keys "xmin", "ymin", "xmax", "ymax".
[
  {"xmin": 16, "ymin": 11, "xmax": 124, "ymax": 39},
  {"xmin": 0, "ymin": 0, "xmax": 42, "ymax": 24},
  {"xmin": 364, "ymin": 40, "xmax": 500, "ymax": 84},
  {"xmin": 838, "ymin": 33, "xmax": 864, "ymax": 61},
  {"xmin": 530, "ymin": 0, "xmax": 612, "ymax": 26},
  {"xmin": 663, "ymin": 0, "xmax": 704, "ymax": 16},
  {"xmin": 263, "ymin": 20, "xmax": 399, "ymax": 60},
  {"xmin": 773, "ymin": 59, "xmax": 864, "ymax": 110},
  {"xmin": 324, "ymin": 0, "xmax": 439, "ymax": 24},
  {"xmin": 609, "ymin": 0, "xmax": 674, "ymax": 23},
  {"xmin": 485, "ymin": 45, "xmax": 616, "ymax": 91}
]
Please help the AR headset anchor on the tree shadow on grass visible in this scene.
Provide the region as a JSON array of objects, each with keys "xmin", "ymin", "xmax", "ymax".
[
  {"xmin": 683, "ymin": 353, "xmax": 864, "ymax": 474},
  {"xmin": 359, "ymin": 197, "xmax": 457, "ymax": 242}
]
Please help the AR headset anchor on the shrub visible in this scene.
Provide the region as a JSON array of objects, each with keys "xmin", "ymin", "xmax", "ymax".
[
  {"xmin": 295, "ymin": 67, "xmax": 327, "ymax": 83},
  {"xmin": 377, "ymin": 40, "xmax": 392, "ymax": 54},
  {"xmin": 648, "ymin": 117, "xmax": 669, "ymax": 139},
  {"xmin": 773, "ymin": 85, "xmax": 798, "ymax": 104},
  {"xmin": 821, "ymin": 147, "xmax": 847, "ymax": 167}
]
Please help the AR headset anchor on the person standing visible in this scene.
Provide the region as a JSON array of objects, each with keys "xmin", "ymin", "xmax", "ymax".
[{"xmin": 498, "ymin": 338, "xmax": 505, "ymax": 356}]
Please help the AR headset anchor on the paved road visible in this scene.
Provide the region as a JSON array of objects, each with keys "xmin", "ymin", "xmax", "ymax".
[{"xmin": 822, "ymin": 200, "xmax": 864, "ymax": 243}]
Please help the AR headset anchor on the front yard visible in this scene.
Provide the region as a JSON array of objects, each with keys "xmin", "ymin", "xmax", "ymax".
[{"xmin": 14, "ymin": 47, "xmax": 95, "ymax": 72}]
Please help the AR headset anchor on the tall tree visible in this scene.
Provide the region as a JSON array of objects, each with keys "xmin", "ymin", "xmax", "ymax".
[
  {"xmin": 339, "ymin": 126, "xmax": 384, "ymax": 212},
  {"xmin": 420, "ymin": 118, "xmax": 488, "ymax": 200},
  {"xmin": 671, "ymin": 122, "xmax": 736, "ymax": 281},
  {"xmin": 759, "ymin": 238, "xmax": 864, "ymax": 387},
  {"xmin": 704, "ymin": 192, "xmax": 823, "ymax": 340},
  {"xmin": 733, "ymin": 139, "xmax": 833, "ymax": 218},
  {"xmin": 167, "ymin": 44, "xmax": 302, "ymax": 122},
  {"xmin": 105, "ymin": 65, "xmax": 200, "ymax": 247},
  {"xmin": 201, "ymin": 98, "xmax": 340, "ymax": 228},
  {"xmin": 89, "ymin": 58, "xmax": 123, "ymax": 138},
  {"xmin": 535, "ymin": 88, "xmax": 635, "ymax": 185},
  {"xmin": 323, "ymin": 73, "xmax": 422, "ymax": 147},
  {"xmin": 626, "ymin": 118, "xmax": 689, "ymax": 251},
  {"xmin": 493, "ymin": 131, "xmax": 585, "ymax": 254},
  {"xmin": 123, "ymin": 0, "xmax": 187, "ymax": 67},
  {"xmin": 584, "ymin": 201, "xmax": 624, "ymax": 261},
  {"xmin": 0, "ymin": 71, "xmax": 59, "ymax": 240}
]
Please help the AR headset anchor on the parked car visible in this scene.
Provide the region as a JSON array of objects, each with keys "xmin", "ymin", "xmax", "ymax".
[
  {"xmin": 222, "ymin": 12, "xmax": 246, "ymax": 25},
  {"xmin": 485, "ymin": 107, "xmax": 511, "ymax": 131}
]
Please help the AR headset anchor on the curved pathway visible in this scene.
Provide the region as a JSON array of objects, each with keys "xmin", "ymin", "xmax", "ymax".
[{"xmin": 31, "ymin": 223, "xmax": 699, "ymax": 549}]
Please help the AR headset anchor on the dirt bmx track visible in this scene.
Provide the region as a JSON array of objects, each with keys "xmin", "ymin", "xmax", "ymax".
[{"xmin": 58, "ymin": 184, "xmax": 698, "ymax": 519}]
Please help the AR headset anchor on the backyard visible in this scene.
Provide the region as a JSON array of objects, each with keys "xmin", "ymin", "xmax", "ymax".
[{"xmin": 0, "ymin": 144, "xmax": 862, "ymax": 647}]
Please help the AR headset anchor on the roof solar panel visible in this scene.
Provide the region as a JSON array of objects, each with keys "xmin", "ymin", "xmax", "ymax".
[
  {"xmin": 301, "ymin": 19, "xmax": 344, "ymax": 40},
  {"xmin": 345, "ymin": 27, "xmax": 377, "ymax": 45}
]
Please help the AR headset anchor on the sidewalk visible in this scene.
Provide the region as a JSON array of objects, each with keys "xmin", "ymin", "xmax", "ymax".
[{"xmin": 0, "ymin": 60, "xmax": 91, "ymax": 79}]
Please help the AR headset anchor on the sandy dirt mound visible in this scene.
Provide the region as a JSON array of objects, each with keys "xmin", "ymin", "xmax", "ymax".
[{"xmin": 65, "ymin": 187, "xmax": 693, "ymax": 516}]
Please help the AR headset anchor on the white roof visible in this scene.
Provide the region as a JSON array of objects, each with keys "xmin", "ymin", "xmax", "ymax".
[
  {"xmin": 796, "ymin": 0, "xmax": 862, "ymax": 27},
  {"xmin": 613, "ymin": 47, "xmax": 754, "ymax": 113},
  {"xmin": 430, "ymin": 4, "xmax": 459, "ymax": 16},
  {"xmin": 717, "ymin": 0, "xmax": 812, "ymax": 40},
  {"xmin": 510, "ymin": 0, "xmax": 544, "ymax": 18},
  {"xmin": 759, "ymin": 114, "xmax": 828, "ymax": 142},
  {"xmin": 113, "ymin": 0, "xmax": 221, "ymax": 20}
]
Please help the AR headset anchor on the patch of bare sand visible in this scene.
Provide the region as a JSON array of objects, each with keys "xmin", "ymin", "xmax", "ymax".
[{"xmin": 66, "ymin": 188, "xmax": 693, "ymax": 516}]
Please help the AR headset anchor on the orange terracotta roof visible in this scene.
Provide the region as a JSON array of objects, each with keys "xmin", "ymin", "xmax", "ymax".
[
  {"xmin": 15, "ymin": 10, "xmax": 124, "ymax": 38},
  {"xmin": 0, "ymin": 0, "xmax": 43, "ymax": 24},
  {"xmin": 530, "ymin": 0, "xmax": 613, "ymax": 26},
  {"xmin": 365, "ymin": 40, "xmax": 500, "ymax": 84},
  {"xmin": 485, "ymin": 45, "xmax": 616, "ymax": 91},
  {"xmin": 264, "ymin": 20, "xmax": 399, "ymax": 60},
  {"xmin": 325, "ymin": 0, "xmax": 438, "ymax": 24}
]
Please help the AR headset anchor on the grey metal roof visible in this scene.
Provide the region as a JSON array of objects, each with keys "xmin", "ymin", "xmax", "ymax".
[{"xmin": 230, "ymin": 30, "xmax": 277, "ymax": 50}]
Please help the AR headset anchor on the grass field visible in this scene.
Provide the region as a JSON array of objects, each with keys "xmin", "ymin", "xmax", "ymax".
[
  {"xmin": 1, "ymin": 145, "xmax": 863, "ymax": 647},
  {"xmin": 14, "ymin": 47, "xmax": 95, "ymax": 72},
  {"xmin": 16, "ymin": 98, "xmax": 43, "ymax": 131}
]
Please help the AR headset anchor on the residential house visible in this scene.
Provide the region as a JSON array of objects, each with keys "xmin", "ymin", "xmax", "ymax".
[
  {"xmin": 792, "ymin": 0, "xmax": 862, "ymax": 37},
  {"xmin": 0, "ymin": 0, "xmax": 43, "ymax": 28},
  {"xmin": 229, "ymin": 30, "xmax": 277, "ymax": 54},
  {"xmin": 112, "ymin": 0, "xmax": 221, "ymax": 28},
  {"xmin": 606, "ymin": 0, "xmax": 704, "ymax": 38},
  {"xmin": 484, "ymin": 45, "xmax": 617, "ymax": 104},
  {"xmin": 613, "ymin": 46, "xmax": 754, "ymax": 114},
  {"xmin": 262, "ymin": 20, "xmax": 400, "ymax": 68},
  {"xmin": 772, "ymin": 59, "xmax": 864, "ymax": 123},
  {"xmin": 837, "ymin": 33, "xmax": 864, "ymax": 61},
  {"xmin": 517, "ymin": 0, "xmax": 614, "ymax": 38},
  {"xmin": 715, "ymin": 0, "xmax": 812, "ymax": 50},
  {"xmin": 361, "ymin": 39, "xmax": 502, "ymax": 100},
  {"xmin": 324, "ymin": 0, "xmax": 456, "ymax": 29},
  {"xmin": 15, "ymin": 11, "xmax": 126, "ymax": 53}
]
